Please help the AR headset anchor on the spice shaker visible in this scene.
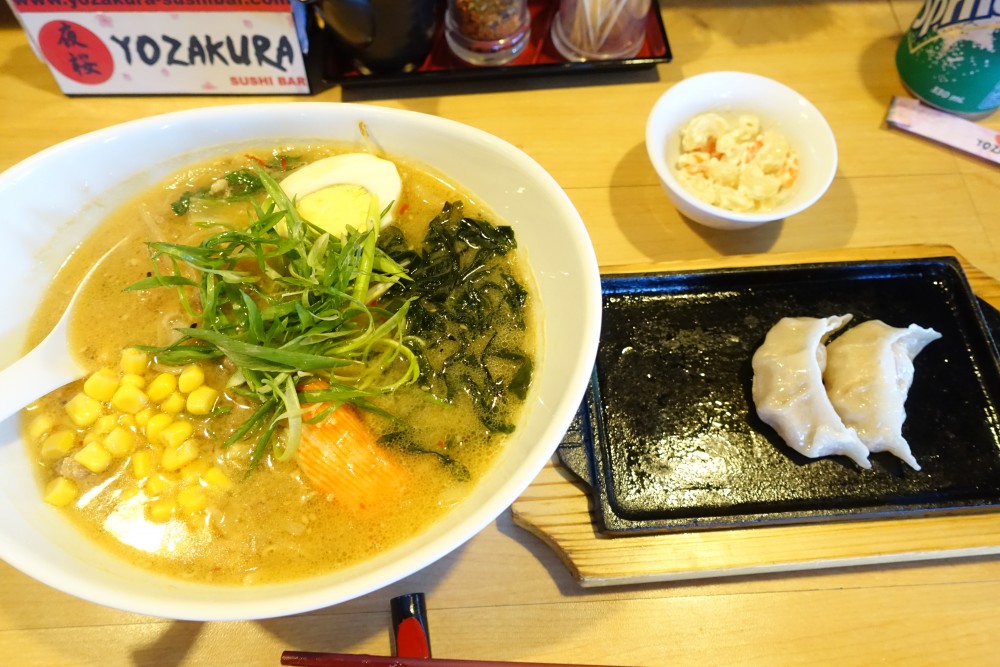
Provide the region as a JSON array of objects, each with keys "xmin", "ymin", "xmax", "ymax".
[{"xmin": 445, "ymin": 0, "xmax": 531, "ymax": 66}]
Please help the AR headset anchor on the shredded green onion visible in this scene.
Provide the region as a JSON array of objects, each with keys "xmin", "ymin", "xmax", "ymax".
[{"xmin": 128, "ymin": 165, "xmax": 419, "ymax": 467}]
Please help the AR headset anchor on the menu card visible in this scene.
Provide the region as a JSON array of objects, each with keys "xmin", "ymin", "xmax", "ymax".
[{"xmin": 6, "ymin": 0, "xmax": 312, "ymax": 95}]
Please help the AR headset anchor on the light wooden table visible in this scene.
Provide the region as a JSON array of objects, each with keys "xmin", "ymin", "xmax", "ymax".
[{"xmin": 3, "ymin": 1, "xmax": 1000, "ymax": 665}]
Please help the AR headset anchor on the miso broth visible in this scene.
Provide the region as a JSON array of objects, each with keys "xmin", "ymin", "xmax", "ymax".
[{"xmin": 21, "ymin": 145, "xmax": 537, "ymax": 584}]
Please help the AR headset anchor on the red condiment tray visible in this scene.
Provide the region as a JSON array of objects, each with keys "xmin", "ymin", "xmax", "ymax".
[{"xmin": 315, "ymin": 0, "xmax": 671, "ymax": 89}]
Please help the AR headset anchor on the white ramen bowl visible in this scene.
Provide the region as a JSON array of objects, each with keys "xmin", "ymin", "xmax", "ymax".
[
  {"xmin": 0, "ymin": 104, "xmax": 602, "ymax": 621},
  {"xmin": 645, "ymin": 71, "xmax": 838, "ymax": 230}
]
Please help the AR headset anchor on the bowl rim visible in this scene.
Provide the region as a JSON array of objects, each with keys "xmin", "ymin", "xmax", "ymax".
[
  {"xmin": 0, "ymin": 102, "xmax": 603, "ymax": 620},
  {"xmin": 645, "ymin": 70, "xmax": 838, "ymax": 225}
]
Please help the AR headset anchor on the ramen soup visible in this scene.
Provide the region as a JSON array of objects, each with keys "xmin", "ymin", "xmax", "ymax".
[{"xmin": 21, "ymin": 144, "xmax": 537, "ymax": 585}]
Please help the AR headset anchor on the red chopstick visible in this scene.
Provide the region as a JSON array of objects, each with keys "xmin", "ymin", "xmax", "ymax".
[
  {"xmin": 280, "ymin": 653, "xmax": 630, "ymax": 667},
  {"xmin": 391, "ymin": 593, "xmax": 431, "ymax": 659}
]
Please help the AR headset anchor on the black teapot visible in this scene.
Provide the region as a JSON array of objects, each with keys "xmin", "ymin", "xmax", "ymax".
[{"xmin": 310, "ymin": 0, "xmax": 440, "ymax": 75}]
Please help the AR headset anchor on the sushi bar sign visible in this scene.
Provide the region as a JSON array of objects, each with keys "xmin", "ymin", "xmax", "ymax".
[{"xmin": 6, "ymin": 0, "xmax": 312, "ymax": 94}]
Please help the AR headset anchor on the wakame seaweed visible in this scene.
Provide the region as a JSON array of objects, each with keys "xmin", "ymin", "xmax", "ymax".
[
  {"xmin": 169, "ymin": 155, "xmax": 299, "ymax": 216},
  {"xmin": 380, "ymin": 201, "xmax": 534, "ymax": 433},
  {"xmin": 379, "ymin": 430, "xmax": 471, "ymax": 482},
  {"xmin": 170, "ymin": 169, "xmax": 265, "ymax": 216}
]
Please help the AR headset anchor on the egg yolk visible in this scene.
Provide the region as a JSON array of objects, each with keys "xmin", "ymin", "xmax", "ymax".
[{"xmin": 296, "ymin": 184, "xmax": 374, "ymax": 236}]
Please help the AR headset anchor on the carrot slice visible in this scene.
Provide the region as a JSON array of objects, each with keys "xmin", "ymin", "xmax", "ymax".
[
  {"xmin": 296, "ymin": 386, "xmax": 405, "ymax": 512},
  {"xmin": 781, "ymin": 152, "xmax": 800, "ymax": 189}
]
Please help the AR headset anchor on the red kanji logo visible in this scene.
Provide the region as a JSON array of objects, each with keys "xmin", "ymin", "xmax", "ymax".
[{"xmin": 38, "ymin": 20, "xmax": 113, "ymax": 85}]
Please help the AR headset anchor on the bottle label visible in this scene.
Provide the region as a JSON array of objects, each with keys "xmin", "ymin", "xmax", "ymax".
[
  {"xmin": 909, "ymin": 0, "xmax": 1000, "ymax": 42},
  {"xmin": 896, "ymin": 0, "xmax": 1000, "ymax": 116}
]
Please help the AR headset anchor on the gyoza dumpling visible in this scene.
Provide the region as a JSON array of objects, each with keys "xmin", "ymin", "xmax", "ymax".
[
  {"xmin": 824, "ymin": 320, "xmax": 941, "ymax": 471},
  {"xmin": 752, "ymin": 315, "xmax": 871, "ymax": 468}
]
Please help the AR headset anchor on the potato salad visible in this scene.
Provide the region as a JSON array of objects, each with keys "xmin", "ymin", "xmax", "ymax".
[{"xmin": 675, "ymin": 113, "xmax": 799, "ymax": 213}]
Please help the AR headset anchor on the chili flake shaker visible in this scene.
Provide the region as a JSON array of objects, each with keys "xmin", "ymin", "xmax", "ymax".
[
  {"xmin": 896, "ymin": 0, "xmax": 1000, "ymax": 119},
  {"xmin": 445, "ymin": 0, "xmax": 531, "ymax": 65}
]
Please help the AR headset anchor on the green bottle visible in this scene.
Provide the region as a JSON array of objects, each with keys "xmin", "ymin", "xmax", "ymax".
[{"xmin": 896, "ymin": 0, "xmax": 1000, "ymax": 119}]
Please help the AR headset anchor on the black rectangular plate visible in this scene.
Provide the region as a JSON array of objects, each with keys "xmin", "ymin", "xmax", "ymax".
[{"xmin": 558, "ymin": 257, "xmax": 1000, "ymax": 534}]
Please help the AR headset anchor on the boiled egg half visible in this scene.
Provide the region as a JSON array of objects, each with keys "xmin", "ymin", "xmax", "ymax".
[{"xmin": 279, "ymin": 153, "xmax": 402, "ymax": 237}]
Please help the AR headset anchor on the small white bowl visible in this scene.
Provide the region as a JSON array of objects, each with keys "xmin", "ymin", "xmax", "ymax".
[{"xmin": 645, "ymin": 71, "xmax": 838, "ymax": 230}]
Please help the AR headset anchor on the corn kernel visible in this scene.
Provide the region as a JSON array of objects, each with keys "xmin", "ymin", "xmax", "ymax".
[
  {"xmin": 161, "ymin": 438, "xmax": 199, "ymax": 472},
  {"xmin": 111, "ymin": 384, "xmax": 149, "ymax": 414},
  {"xmin": 28, "ymin": 414, "xmax": 55, "ymax": 442},
  {"xmin": 120, "ymin": 347, "xmax": 149, "ymax": 375},
  {"xmin": 83, "ymin": 368, "xmax": 119, "ymax": 402},
  {"xmin": 40, "ymin": 429, "xmax": 76, "ymax": 461},
  {"xmin": 83, "ymin": 414, "xmax": 118, "ymax": 445},
  {"xmin": 148, "ymin": 497, "xmax": 175, "ymax": 522},
  {"xmin": 131, "ymin": 450, "xmax": 153, "ymax": 479},
  {"xmin": 160, "ymin": 391, "xmax": 186, "ymax": 415},
  {"xmin": 177, "ymin": 486, "xmax": 208, "ymax": 515},
  {"xmin": 135, "ymin": 407, "xmax": 154, "ymax": 428},
  {"xmin": 186, "ymin": 386, "xmax": 219, "ymax": 416},
  {"xmin": 144, "ymin": 413, "xmax": 173, "ymax": 444},
  {"xmin": 118, "ymin": 485, "xmax": 140, "ymax": 502},
  {"xmin": 180, "ymin": 458, "xmax": 210, "ymax": 481},
  {"xmin": 120, "ymin": 373, "xmax": 147, "ymax": 389},
  {"xmin": 202, "ymin": 466, "xmax": 234, "ymax": 491},
  {"xmin": 103, "ymin": 426, "xmax": 136, "ymax": 457},
  {"xmin": 178, "ymin": 364, "xmax": 205, "ymax": 393},
  {"xmin": 146, "ymin": 372, "xmax": 177, "ymax": 402},
  {"xmin": 145, "ymin": 473, "xmax": 176, "ymax": 496},
  {"xmin": 74, "ymin": 442, "xmax": 112, "ymax": 473},
  {"xmin": 83, "ymin": 415, "xmax": 118, "ymax": 445},
  {"xmin": 43, "ymin": 477, "xmax": 78, "ymax": 507},
  {"xmin": 65, "ymin": 393, "xmax": 104, "ymax": 427},
  {"xmin": 93, "ymin": 414, "xmax": 117, "ymax": 433},
  {"xmin": 159, "ymin": 420, "xmax": 194, "ymax": 449}
]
